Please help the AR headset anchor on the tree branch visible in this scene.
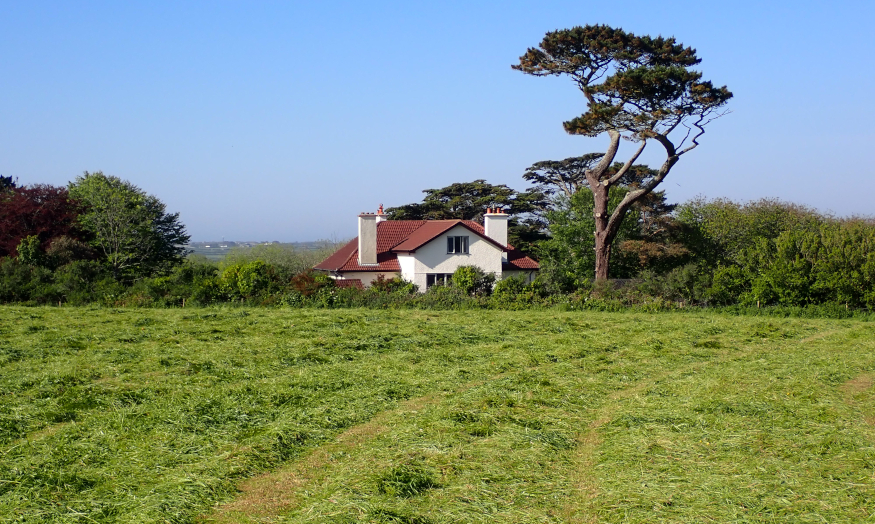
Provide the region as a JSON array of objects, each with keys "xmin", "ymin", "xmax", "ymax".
[
  {"xmin": 677, "ymin": 109, "xmax": 730, "ymax": 156},
  {"xmin": 605, "ymin": 140, "xmax": 647, "ymax": 186},
  {"xmin": 586, "ymin": 130, "xmax": 621, "ymax": 186}
]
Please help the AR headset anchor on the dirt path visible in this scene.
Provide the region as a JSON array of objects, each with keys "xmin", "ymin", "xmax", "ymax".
[{"xmin": 841, "ymin": 373, "xmax": 875, "ymax": 426}]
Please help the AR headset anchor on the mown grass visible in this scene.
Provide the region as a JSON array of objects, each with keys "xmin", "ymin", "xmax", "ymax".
[{"xmin": 0, "ymin": 306, "xmax": 873, "ymax": 523}]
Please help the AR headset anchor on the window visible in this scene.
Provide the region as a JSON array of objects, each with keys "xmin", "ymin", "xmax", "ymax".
[
  {"xmin": 426, "ymin": 273, "xmax": 452, "ymax": 288},
  {"xmin": 446, "ymin": 236, "xmax": 469, "ymax": 254}
]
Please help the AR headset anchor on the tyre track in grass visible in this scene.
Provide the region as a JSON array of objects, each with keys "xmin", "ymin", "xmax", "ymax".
[
  {"xmin": 841, "ymin": 373, "xmax": 875, "ymax": 427},
  {"xmin": 206, "ymin": 319, "xmax": 864, "ymax": 523},
  {"xmin": 201, "ymin": 377, "xmax": 497, "ymax": 523},
  {"xmin": 561, "ymin": 322, "xmax": 863, "ymax": 523}
]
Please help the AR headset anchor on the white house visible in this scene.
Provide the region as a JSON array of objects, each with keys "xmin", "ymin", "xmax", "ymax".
[{"xmin": 314, "ymin": 206, "xmax": 539, "ymax": 290}]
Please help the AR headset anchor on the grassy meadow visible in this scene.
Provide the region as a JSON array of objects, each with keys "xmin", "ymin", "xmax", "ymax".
[{"xmin": 0, "ymin": 306, "xmax": 874, "ymax": 523}]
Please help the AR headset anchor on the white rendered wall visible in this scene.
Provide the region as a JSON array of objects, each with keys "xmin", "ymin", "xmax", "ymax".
[
  {"xmin": 333, "ymin": 272, "xmax": 399, "ymax": 287},
  {"xmin": 407, "ymin": 225, "xmax": 503, "ymax": 286},
  {"xmin": 397, "ymin": 254, "xmax": 422, "ymax": 289}
]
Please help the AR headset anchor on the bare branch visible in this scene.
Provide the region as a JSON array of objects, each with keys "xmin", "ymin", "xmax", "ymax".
[
  {"xmin": 675, "ymin": 122, "xmax": 694, "ymax": 151},
  {"xmin": 653, "ymin": 134, "xmax": 677, "ymax": 157},
  {"xmin": 678, "ymin": 109, "xmax": 731, "ymax": 156},
  {"xmin": 586, "ymin": 131, "xmax": 621, "ymax": 185},
  {"xmin": 605, "ymin": 140, "xmax": 647, "ymax": 186}
]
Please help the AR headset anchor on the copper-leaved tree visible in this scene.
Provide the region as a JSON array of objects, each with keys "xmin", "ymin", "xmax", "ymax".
[{"xmin": 514, "ymin": 25, "xmax": 732, "ymax": 280}]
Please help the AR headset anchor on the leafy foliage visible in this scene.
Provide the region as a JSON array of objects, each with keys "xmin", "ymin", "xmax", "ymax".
[
  {"xmin": 385, "ymin": 179, "xmax": 549, "ymax": 252},
  {"xmin": 451, "ymin": 265, "xmax": 495, "ymax": 296},
  {"xmin": 0, "ymin": 184, "xmax": 85, "ymax": 258},
  {"xmin": 514, "ymin": 25, "xmax": 731, "ymax": 139},
  {"xmin": 69, "ymin": 171, "xmax": 189, "ymax": 279},
  {"xmin": 0, "ymin": 175, "xmax": 16, "ymax": 191}
]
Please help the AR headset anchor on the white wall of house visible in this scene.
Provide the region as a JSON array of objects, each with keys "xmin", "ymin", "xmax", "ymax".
[
  {"xmin": 335, "ymin": 272, "xmax": 398, "ymax": 287},
  {"xmin": 397, "ymin": 254, "xmax": 419, "ymax": 289},
  {"xmin": 403, "ymin": 225, "xmax": 504, "ymax": 288}
]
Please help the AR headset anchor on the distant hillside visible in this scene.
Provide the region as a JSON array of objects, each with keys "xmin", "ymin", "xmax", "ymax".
[{"xmin": 185, "ymin": 241, "xmax": 333, "ymax": 262}]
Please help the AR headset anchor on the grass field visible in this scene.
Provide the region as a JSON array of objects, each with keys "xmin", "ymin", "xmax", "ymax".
[{"xmin": 1, "ymin": 306, "xmax": 873, "ymax": 523}]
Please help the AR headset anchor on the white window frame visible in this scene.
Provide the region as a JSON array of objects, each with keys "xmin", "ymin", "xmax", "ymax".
[
  {"xmin": 426, "ymin": 273, "xmax": 453, "ymax": 288},
  {"xmin": 446, "ymin": 236, "xmax": 469, "ymax": 254}
]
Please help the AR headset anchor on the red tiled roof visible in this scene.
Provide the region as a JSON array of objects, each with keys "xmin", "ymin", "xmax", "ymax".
[
  {"xmin": 314, "ymin": 219, "xmax": 539, "ymax": 272},
  {"xmin": 313, "ymin": 238, "xmax": 357, "ymax": 271},
  {"xmin": 312, "ymin": 237, "xmax": 402, "ymax": 272},
  {"xmin": 376, "ymin": 220, "xmax": 426, "ymax": 251},
  {"xmin": 337, "ymin": 249, "xmax": 401, "ymax": 271},
  {"xmin": 504, "ymin": 249, "xmax": 539, "ymax": 270},
  {"xmin": 392, "ymin": 220, "xmax": 505, "ymax": 252}
]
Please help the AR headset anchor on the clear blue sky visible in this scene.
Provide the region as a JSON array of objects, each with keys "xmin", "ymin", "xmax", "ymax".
[{"xmin": 2, "ymin": 1, "xmax": 873, "ymax": 241}]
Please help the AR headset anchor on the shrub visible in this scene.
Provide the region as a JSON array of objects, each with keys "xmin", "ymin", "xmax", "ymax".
[
  {"xmin": 370, "ymin": 275, "xmax": 418, "ymax": 294},
  {"xmin": 16, "ymin": 235, "xmax": 46, "ymax": 267},
  {"xmin": 54, "ymin": 260, "xmax": 112, "ymax": 305},
  {"xmin": 452, "ymin": 266, "xmax": 495, "ymax": 296},
  {"xmin": 290, "ymin": 270, "xmax": 335, "ymax": 297},
  {"xmin": 221, "ymin": 261, "xmax": 279, "ymax": 300},
  {"xmin": 0, "ymin": 257, "xmax": 57, "ymax": 304}
]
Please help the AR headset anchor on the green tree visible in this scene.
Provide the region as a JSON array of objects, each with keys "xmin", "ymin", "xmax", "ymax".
[
  {"xmin": 68, "ymin": 171, "xmax": 190, "ymax": 280},
  {"xmin": 386, "ymin": 179, "xmax": 549, "ymax": 253},
  {"xmin": 675, "ymin": 197, "xmax": 821, "ymax": 268},
  {"xmin": 514, "ymin": 25, "xmax": 732, "ymax": 280},
  {"xmin": 385, "ymin": 179, "xmax": 549, "ymax": 252},
  {"xmin": 538, "ymin": 188, "xmax": 639, "ymax": 291},
  {"xmin": 524, "ymin": 155, "xmax": 688, "ymax": 277},
  {"xmin": 15, "ymin": 235, "xmax": 45, "ymax": 267},
  {"xmin": 0, "ymin": 175, "xmax": 16, "ymax": 192}
]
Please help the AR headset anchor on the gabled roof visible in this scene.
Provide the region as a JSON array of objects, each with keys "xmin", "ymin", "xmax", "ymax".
[
  {"xmin": 314, "ymin": 219, "xmax": 539, "ymax": 273},
  {"xmin": 392, "ymin": 220, "xmax": 507, "ymax": 252}
]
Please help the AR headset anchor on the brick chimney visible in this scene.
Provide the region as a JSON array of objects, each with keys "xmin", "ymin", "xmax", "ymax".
[
  {"xmin": 484, "ymin": 207, "xmax": 508, "ymax": 248},
  {"xmin": 358, "ymin": 206, "xmax": 384, "ymax": 265}
]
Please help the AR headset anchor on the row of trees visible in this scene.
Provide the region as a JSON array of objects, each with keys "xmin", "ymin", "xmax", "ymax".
[
  {"xmin": 0, "ymin": 172, "xmax": 189, "ymax": 283},
  {"xmin": 388, "ymin": 178, "xmax": 875, "ymax": 309},
  {"xmin": 2, "ymin": 168, "xmax": 873, "ymax": 310}
]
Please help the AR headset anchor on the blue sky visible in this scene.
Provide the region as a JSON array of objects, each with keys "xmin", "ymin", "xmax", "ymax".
[{"xmin": 2, "ymin": 1, "xmax": 873, "ymax": 241}]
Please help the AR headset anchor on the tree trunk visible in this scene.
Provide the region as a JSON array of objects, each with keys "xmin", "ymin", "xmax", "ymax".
[
  {"xmin": 592, "ymin": 183, "xmax": 611, "ymax": 281},
  {"xmin": 595, "ymin": 233, "xmax": 611, "ymax": 280}
]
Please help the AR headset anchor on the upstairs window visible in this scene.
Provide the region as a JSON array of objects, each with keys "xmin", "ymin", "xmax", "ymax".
[{"xmin": 447, "ymin": 236, "xmax": 469, "ymax": 254}]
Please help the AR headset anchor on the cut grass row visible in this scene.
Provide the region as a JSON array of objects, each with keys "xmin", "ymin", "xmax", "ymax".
[{"xmin": 0, "ymin": 306, "xmax": 873, "ymax": 523}]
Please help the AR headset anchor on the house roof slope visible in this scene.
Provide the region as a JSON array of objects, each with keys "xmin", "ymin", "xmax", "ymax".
[
  {"xmin": 392, "ymin": 220, "xmax": 506, "ymax": 252},
  {"xmin": 314, "ymin": 219, "xmax": 539, "ymax": 273},
  {"xmin": 503, "ymin": 249, "xmax": 539, "ymax": 270}
]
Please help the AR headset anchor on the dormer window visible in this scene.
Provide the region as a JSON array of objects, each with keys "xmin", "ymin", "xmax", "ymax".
[{"xmin": 447, "ymin": 236, "xmax": 469, "ymax": 254}]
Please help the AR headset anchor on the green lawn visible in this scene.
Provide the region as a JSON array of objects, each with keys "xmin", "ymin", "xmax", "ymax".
[{"xmin": 1, "ymin": 306, "xmax": 873, "ymax": 523}]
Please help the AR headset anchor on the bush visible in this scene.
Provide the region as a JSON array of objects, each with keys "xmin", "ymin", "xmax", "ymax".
[
  {"xmin": 221, "ymin": 261, "xmax": 284, "ymax": 300},
  {"xmin": 0, "ymin": 257, "xmax": 57, "ymax": 304},
  {"xmin": 54, "ymin": 260, "xmax": 112, "ymax": 305},
  {"xmin": 452, "ymin": 266, "xmax": 495, "ymax": 296},
  {"xmin": 290, "ymin": 270, "xmax": 335, "ymax": 297}
]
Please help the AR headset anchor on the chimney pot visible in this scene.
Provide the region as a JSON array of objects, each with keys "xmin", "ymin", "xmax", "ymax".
[{"xmin": 484, "ymin": 207, "xmax": 509, "ymax": 248}]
